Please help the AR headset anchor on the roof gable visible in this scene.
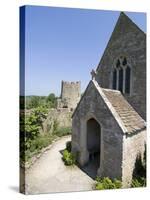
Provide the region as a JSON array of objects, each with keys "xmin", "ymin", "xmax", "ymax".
[
  {"xmin": 109, "ymin": 12, "xmax": 145, "ymax": 39},
  {"xmin": 93, "ymin": 80, "xmax": 146, "ymax": 134},
  {"xmin": 73, "ymin": 80, "xmax": 146, "ymax": 135},
  {"xmin": 96, "ymin": 12, "xmax": 146, "ymax": 72}
]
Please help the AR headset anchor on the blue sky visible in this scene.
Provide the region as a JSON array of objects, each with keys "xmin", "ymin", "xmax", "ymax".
[{"xmin": 24, "ymin": 6, "xmax": 146, "ymax": 96}]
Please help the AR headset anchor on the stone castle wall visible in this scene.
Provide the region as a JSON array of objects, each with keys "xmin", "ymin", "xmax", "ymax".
[
  {"xmin": 41, "ymin": 108, "xmax": 72, "ymax": 135},
  {"xmin": 41, "ymin": 80, "xmax": 81, "ymax": 135},
  {"xmin": 57, "ymin": 81, "xmax": 81, "ymax": 110}
]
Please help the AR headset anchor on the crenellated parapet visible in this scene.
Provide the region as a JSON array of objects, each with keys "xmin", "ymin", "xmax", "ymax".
[{"xmin": 57, "ymin": 80, "xmax": 81, "ymax": 110}]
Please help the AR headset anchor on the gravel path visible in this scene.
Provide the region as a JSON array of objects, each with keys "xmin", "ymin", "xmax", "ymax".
[{"xmin": 25, "ymin": 135, "xmax": 94, "ymax": 194}]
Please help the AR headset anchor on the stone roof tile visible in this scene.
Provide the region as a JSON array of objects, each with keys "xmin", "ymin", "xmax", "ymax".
[{"xmin": 102, "ymin": 89, "xmax": 146, "ymax": 134}]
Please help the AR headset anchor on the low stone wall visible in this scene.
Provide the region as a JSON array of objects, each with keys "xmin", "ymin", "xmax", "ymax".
[{"xmin": 41, "ymin": 108, "xmax": 72, "ymax": 135}]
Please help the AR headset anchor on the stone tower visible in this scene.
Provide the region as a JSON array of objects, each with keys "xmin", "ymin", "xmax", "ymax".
[{"xmin": 57, "ymin": 81, "xmax": 81, "ymax": 110}]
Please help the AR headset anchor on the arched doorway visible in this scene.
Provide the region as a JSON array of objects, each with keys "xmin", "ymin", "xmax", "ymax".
[{"xmin": 85, "ymin": 118, "xmax": 101, "ymax": 178}]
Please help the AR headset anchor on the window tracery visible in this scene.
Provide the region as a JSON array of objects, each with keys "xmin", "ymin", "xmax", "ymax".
[{"xmin": 112, "ymin": 56, "xmax": 131, "ymax": 94}]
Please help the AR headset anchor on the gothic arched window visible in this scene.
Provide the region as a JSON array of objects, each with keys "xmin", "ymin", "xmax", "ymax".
[
  {"xmin": 119, "ymin": 68, "xmax": 123, "ymax": 93},
  {"xmin": 112, "ymin": 56, "xmax": 131, "ymax": 95},
  {"xmin": 125, "ymin": 66, "xmax": 131, "ymax": 94},
  {"xmin": 113, "ymin": 69, "xmax": 117, "ymax": 89}
]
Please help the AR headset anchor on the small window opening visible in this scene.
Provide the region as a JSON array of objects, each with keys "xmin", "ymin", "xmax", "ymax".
[
  {"xmin": 119, "ymin": 68, "xmax": 123, "ymax": 93},
  {"xmin": 122, "ymin": 57, "xmax": 127, "ymax": 66},
  {"xmin": 125, "ymin": 66, "xmax": 131, "ymax": 94},
  {"xmin": 113, "ymin": 69, "xmax": 117, "ymax": 89},
  {"xmin": 116, "ymin": 59, "xmax": 120, "ymax": 68}
]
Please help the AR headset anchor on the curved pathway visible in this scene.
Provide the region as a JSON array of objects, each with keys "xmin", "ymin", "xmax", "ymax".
[{"xmin": 25, "ymin": 135, "xmax": 94, "ymax": 194}]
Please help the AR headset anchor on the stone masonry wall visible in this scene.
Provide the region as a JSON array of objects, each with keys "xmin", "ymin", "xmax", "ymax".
[
  {"xmin": 58, "ymin": 81, "xmax": 81, "ymax": 110},
  {"xmin": 122, "ymin": 129, "xmax": 146, "ymax": 187},
  {"xmin": 72, "ymin": 82, "xmax": 123, "ymax": 179},
  {"xmin": 42, "ymin": 108, "xmax": 72, "ymax": 135}
]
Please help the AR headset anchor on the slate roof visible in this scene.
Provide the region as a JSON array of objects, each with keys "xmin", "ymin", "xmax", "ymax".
[
  {"xmin": 102, "ymin": 88, "xmax": 146, "ymax": 134},
  {"xmin": 88, "ymin": 80, "xmax": 146, "ymax": 134}
]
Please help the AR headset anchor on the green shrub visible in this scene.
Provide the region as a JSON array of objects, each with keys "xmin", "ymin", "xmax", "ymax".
[
  {"xmin": 20, "ymin": 106, "xmax": 50, "ymax": 162},
  {"xmin": 52, "ymin": 119, "xmax": 71, "ymax": 137},
  {"xmin": 131, "ymin": 177, "xmax": 146, "ymax": 188},
  {"xmin": 53, "ymin": 119, "xmax": 59, "ymax": 135},
  {"xmin": 113, "ymin": 179, "xmax": 122, "ymax": 188},
  {"xmin": 26, "ymin": 94, "xmax": 57, "ymax": 109},
  {"xmin": 23, "ymin": 134, "xmax": 54, "ymax": 162},
  {"xmin": 133, "ymin": 154, "xmax": 146, "ymax": 179},
  {"xmin": 95, "ymin": 177, "xmax": 122, "ymax": 190},
  {"xmin": 62, "ymin": 149, "xmax": 76, "ymax": 166},
  {"xmin": 132, "ymin": 147, "xmax": 146, "ymax": 188},
  {"xmin": 30, "ymin": 135, "xmax": 53, "ymax": 152},
  {"xmin": 66, "ymin": 141, "xmax": 72, "ymax": 152},
  {"xmin": 26, "ymin": 96, "xmax": 41, "ymax": 109},
  {"xmin": 55, "ymin": 127, "xmax": 71, "ymax": 137},
  {"xmin": 46, "ymin": 93, "xmax": 57, "ymax": 108}
]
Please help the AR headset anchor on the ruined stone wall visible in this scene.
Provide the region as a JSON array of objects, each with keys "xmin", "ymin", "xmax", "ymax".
[
  {"xmin": 57, "ymin": 81, "xmax": 81, "ymax": 110},
  {"xmin": 122, "ymin": 130, "xmax": 146, "ymax": 188},
  {"xmin": 41, "ymin": 81, "xmax": 81, "ymax": 135},
  {"xmin": 42, "ymin": 108, "xmax": 72, "ymax": 135},
  {"xmin": 95, "ymin": 14, "xmax": 146, "ymax": 120}
]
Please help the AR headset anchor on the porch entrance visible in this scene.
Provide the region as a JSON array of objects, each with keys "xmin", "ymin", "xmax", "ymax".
[{"xmin": 84, "ymin": 118, "xmax": 101, "ymax": 178}]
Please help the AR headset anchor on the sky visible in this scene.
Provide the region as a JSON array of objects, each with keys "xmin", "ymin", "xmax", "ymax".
[{"xmin": 24, "ymin": 6, "xmax": 146, "ymax": 96}]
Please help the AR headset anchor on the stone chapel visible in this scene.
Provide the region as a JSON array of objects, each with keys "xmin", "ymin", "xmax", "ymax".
[{"xmin": 71, "ymin": 12, "xmax": 146, "ymax": 187}]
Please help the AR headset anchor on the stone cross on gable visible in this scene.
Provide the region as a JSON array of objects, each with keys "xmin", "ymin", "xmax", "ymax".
[{"xmin": 91, "ymin": 69, "xmax": 97, "ymax": 80}]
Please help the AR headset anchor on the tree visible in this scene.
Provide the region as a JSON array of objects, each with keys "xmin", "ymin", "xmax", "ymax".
[
  {"xmin": 20, "ymin": 107, "xmax": 48, "ymax": 161},
  {"xmin": 26, "ymin": 96, "xmax": 41, "ymax": 109},
  {"xmin": 46, "ymin": 93, "xmax": 57, "ymax": 108}
]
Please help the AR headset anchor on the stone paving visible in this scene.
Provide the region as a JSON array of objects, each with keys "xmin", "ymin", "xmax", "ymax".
[{"xmin": 25, "ymin": 135, "xmax": 94, "ymax": 194}]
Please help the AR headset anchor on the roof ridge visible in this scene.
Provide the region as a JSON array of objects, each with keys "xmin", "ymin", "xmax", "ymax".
[{"xmin": 102, "ymin": 88, "xmax": 121, "ymax": 93}]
